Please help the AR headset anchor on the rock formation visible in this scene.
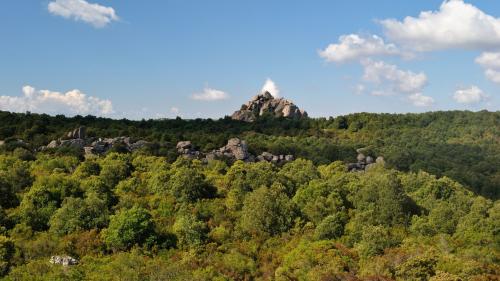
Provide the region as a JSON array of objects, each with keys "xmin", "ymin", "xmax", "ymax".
[
  {"xmin": 41, "ymin": 127, "xmax": 151, "ymax": 156},
  {"xmin": 348, "ymin": 150, "xmax": 384, "ymax": 172},
  {"xmin": 176, "ymin": 141, "xmax": 201, "ymax": 159},
  {"xmin": 66, "ymin": 126, "xmax": 86, "ymax": 139},
  {"xmin": 231, "ymin": 91, "xmax": 308, "ymax": 122},
  {"xmin": 50, "ymin": 255, "xmax": 78, "ymax": 266},
  {"xmin": 177, "ymin": 138, "xmax": 294, "ymax": 165},
  {"xmin": 206, "ymin": 138, "xmax": 251, "ymax": 161}
]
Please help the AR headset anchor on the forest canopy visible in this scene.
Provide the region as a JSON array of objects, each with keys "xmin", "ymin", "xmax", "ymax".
[{"xmin": 0, "ymin": 110, "xmax": 498, "ymax": 280}]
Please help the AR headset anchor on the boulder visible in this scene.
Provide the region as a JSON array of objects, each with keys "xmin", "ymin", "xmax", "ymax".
[
  {"xmin": 221, "ymin": 138, "xmax": 249, "ymax": 160},
  {"xmin": 0, "ymin": 140, "xmax": 4, "ymax": 146},
  {"xmin": 47, "ymin": 140, "xmax": 59, "ymax": 148},
  {"xmin": 60, "ymin": 139, "xmax": 85, "ymax": 149},
  {"xmin": 366, "ymin": 156, "xmax": 374, "ymax": 164},
  {"xmin": 376, "ymin": 156, "xmax": 385, "ymax": 165},
  {"xmin": 66, "ymin": 126, "xmax": 86, "ymax": 139},
  {"xmin": 50, "ymin": 255, "xmax": 78, "ymax": 266},
  {"xmin": 357, "ymin": 153, "xmax": 366, "ymax": 162},
  {"xmin": 129, "ymin": 140, "xmax": 150, "ymax": 151},
  {"xmin": 176, "ymin": 141, "xmax": 192, "ymax": 151}
]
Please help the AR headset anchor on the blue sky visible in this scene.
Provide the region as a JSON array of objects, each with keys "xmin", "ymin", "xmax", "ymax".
[{"xmin": 0, "ymin": 0, "xmax": 499, "ymax": 119}]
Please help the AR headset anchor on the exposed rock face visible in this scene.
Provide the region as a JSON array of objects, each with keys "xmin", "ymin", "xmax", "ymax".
[
  {"xmin": 42, "ymin": 127, "xmax": 151, "ymax": 156},
  {"xmin": 220, "ymin": 138, "xmax": 250, "ymax": 160},
  {"xmin": 176, "ymin": 141, "xmax": 201, "ymax": 159},
  {"xmin": 348, "ymin": 151, "xmax": 384, "ymax": 172},
  {"xmin": 66, "ymin": 126, "xmax": 86, "ymax": 140},
  {"xmin": 50, "ymin": 255, "xmax": 78, "ymax": 266},
  {"xmin": 177, "ymin": 138, "xmax": 294, "ymax": 165},
  {"xmin": 205, "ymin": 138, "xmax": 251, "ymax": 162},
  {"xmin": 231, "ymin": 91, "xmax": 308, "ymax": 122}
]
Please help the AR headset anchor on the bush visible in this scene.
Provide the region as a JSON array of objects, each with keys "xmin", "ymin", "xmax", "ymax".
[{"xmin": 102, "ymin": 206, "xmax": 156, "ymax": 251}]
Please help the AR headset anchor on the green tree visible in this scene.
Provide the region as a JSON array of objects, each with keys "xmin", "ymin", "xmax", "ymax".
[
  {"xmin": 102, "ymin": 206, "xmax": 156, "ymax": 250},
  {"xmin": 239, "ymin": 184, "xmax": 296, "ymax": 237},
  {"xmin": 172, "ymin": 213, "xmax": 207, "ymax": 248},
  {"xmin": 314, "ymin": 213, "xmax": 348, "ymax": 240},
  {"xmin": 168, "ymin": 166, "xmax": 212, "ymax": 203},
  {"xmin": 0, "ymin": 235, "xmax": 14, "ymax": 276},
  {"xmin": 49, "ymin": 193, "xmax": 109, "ymax": 236},
  {"xmin": 18, "ymin": 174, "xmax": 81, "ymax": 231}
]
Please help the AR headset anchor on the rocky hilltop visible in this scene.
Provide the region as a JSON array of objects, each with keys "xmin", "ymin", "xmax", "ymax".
[{"xmin": 231, "ymin": 91, "xmax": 308, "ymax": 122}]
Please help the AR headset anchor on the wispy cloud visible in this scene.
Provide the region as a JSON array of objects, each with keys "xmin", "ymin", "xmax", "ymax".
[
  {"xmin": 48, "ymin": 0, "xmax": 119, "ymax": 28},
  {"xmin": 0, "ymin": 85, "xmax": 113, "ymax": 116}
]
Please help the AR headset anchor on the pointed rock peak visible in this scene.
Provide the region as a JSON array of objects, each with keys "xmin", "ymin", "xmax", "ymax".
[
  {"xmin": 261, "ymin": 91, "xmax": 274, "ymax": 99},
  {"xmin": 231, "ymin": 92, "xmax": 308, "ymax": 122}
]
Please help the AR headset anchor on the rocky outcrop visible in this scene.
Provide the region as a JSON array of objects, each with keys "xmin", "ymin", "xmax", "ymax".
[
  {"xmin": 177, "ymin": 138, "xmax": 294, "ymax": 165},
  {"xmin": 256, "ymin": 151, "xmax": 294, "ymax": 164},
  {"xmin": 348, "ymin": 150, "xmax": 384, "ymax": 172},
  {"xmin": 66, "ymin": 126, "xmax": 86, "ymax": 140},
  {"xmin": 231, "ymin": 91, "xmax": 308, "ymax": 122},
  {"xmin": 176, "ymin": 141, "xmax": 201, "ymax": 159},
  {"xmin": 207, "ymin": 138, "xmax": 251, "ymax": 161},
  {"xmin": 41, "ymin": 127, "xmax": 151, "ymax": 156},
  {"xmin": 50, "ymin": 255, "xmax": 78, "ymax": 266}
]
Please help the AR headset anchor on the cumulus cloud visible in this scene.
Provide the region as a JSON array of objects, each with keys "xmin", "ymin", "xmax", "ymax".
[
  {"xmin": 362, "ymin": 59, "xmax": 428, "ymax": 94},
  {"xmin": 261, "ymin": 78, "xmax": 280, "ymax": 98},
  {"xmin": 319, "ymin": 34, "xmax": 406, "ymax": 63},
  {"xmin": 380, "ymin": 0, "xmax": 500, "ymax": 51},
  {"xmin": 0, "ymin": 85, "xmax": 113, "ymax": 116},
  {"xmin": 360, "ymin": 59, "xmax": 433, "ymax": 106},
  {"xmin": 191, "ymin": 88, "xmax": 229, "ymax": 101},
  {"xmin": 453, "ymin": 85, "xmax": 488, "ymax": 104},
  {"xmin": 408, "ymin": 93, "xmax": 435, "ymax": 107},
  {"xmin": 48, "ymin": 0, "xmax": 119, "ymax": 28},
  {"xmin": 475, "ymin": 52, "xmax": 500, "ymax": 83}
]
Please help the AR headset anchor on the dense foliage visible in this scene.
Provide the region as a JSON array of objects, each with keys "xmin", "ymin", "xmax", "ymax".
[
  {"xmin": 0, "ymin": 110, "xmax": 498, "ymax": 280},
  {"xmin": 0, "ymin": 110, "xmax": 498, "ymax": 199}
]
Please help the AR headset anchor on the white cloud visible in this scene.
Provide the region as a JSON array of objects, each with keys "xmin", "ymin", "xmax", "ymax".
[
  {"xmin": 360, "ymin": 59, "xmax": 433, "ymax": 106},
  {"xmin": 0, "ymin": 85, "xmax": 113, "ymax": 116},
  {"xmin": 408, "ymin": 93, "xmax": 435, "ymax": 107},
  {"xmin": 48, "ymin": 0, "xmax": 119, "ymax": 28},
  {"xmin": 191, "ymin": 88, "xmax": 229, "ymax": 101},
  {"xmin": 485, "ymin": 69, "xmax": 500, "ymax": 83},
  {"xmin": 261, "ymin": 78, "xmax": 280, "ymax": 98},
  {"xmin": 475, "ymin": 52, "xmax": 500, "ymax": 69},
  {"xmin": 381, "ymin": 0, "xmax": 500, "ymax": 51},
  {"xmin": 476, "ymin": 52, "xmax": 500, "ymax": 83},
  {"xmin": 453, "ymin": 85, "xmax": 488, "ymax": 104},
  {"xmin": 362, "ymin": 59, "xmax": 428, "ymax": 94},
  {"xmin": 319, "ymin": 34, "xmax": 406, "ymax": 63}
]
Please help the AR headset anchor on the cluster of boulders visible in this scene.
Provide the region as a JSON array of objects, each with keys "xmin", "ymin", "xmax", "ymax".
[
  {"xmin": 348, "ymin": 149, "xmax": 385, "ymax": 172},
  {"xmin": 231, "ymin": 91, "xmax": 308, "ymax": 122},
  {"xmin": 41, "ymin": 126, "xmax": 151, "ymax": 156},
  {"xmin": 177, "ymin": 138, "xmax": 294, "ymax": 164},
  {"xmin": 49, "ymin": 255, "xmax": 78, "ymax": 266}
]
